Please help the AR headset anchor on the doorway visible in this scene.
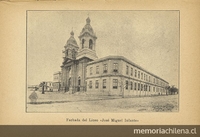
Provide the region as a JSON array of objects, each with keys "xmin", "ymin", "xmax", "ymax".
[{"xmin": 78, "ymin": 78, "xmax": 81, "ymax": 91}]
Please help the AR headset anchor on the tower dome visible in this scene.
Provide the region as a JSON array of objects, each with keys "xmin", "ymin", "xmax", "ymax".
[
  {"xmin": 79, "ymin": 17, "xmax": 96, "ymax": 38},
  {"xmin": 77, "ymin": 17, "xmax": 98, "ymax": 61},
  {"xmin": 66, "ymin": 31, "xmax": 78, "ymax": 47}
]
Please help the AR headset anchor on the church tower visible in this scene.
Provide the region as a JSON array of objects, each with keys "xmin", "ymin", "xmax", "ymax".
[
  {"xmin": 62, "ymin": 30, "xmax": 79, "ymax": 62},
  {"xmin": 77, "ymin": 17, "xmax": 98, "ymax": 60},
  {"xmin": 61, "ymin": 31, "xmax": 79, "ymax": 93},
  {"xmin": 60, "ymin": 17, "xmax": 98, "ymax": 93}
]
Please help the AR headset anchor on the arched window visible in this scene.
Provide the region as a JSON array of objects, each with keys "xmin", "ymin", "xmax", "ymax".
[
  {"xmin": 72, "ymin": 49, "xmax": 76, "ymax": 59},
  {"xmin": 68, "ymin": 77, "xmax": 71, "ymax": 87},
  {"xmin": 66, "ymin": 50, "xmax": 68, "ymax": 56},
  {"xmin": 82, "ymin": 39, "xmax": 85, "ymax": 49},
  {"xmin": 78, "ymin": 77, "xmax": 81, "ymax": 86},
  {"xmin": 89, "ymin": 39, "xmax": 93, "ymax": 50}
]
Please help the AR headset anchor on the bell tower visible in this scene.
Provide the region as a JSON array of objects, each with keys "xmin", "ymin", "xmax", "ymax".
[
  {"xmin": 61, "ymin": 17, "xmax": 98, "ymax": 93},
  {"xmin": 77, "ymin": 17, "xmax": 98, "ymax": 60},
  {"xmin": 61, "ymin": 30, "xmax": 79, "ymax": 93},
  {"xmin": 62, "ymin": 31, "xmax": 79, "ymax": 63}
]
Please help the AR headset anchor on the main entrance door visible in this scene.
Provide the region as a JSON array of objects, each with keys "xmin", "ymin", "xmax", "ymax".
[
  {"xmin": 77, "ymin": 78, "xmax": 81, "ymax": 91},
  {"xmin": 67, "ymin": 77, "xmax": 71, "ymax": 91}
]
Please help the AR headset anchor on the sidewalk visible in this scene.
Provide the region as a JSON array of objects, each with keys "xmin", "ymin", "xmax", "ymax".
[{"xmin": 27, "ymin": 90, "xmax": 122, "ymax": 104}]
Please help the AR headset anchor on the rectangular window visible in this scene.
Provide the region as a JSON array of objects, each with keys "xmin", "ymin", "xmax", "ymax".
[
  {"xmin": 141, "ymin": 73, "xmax": 143, "ymax": 79},
  {"xmin": 149, "ymin": 86, "xmax": 151, "ymax": 91},
  {"xmin": 141, "ymin": 84, "xmax": 143, "ymax": 91},
  {"xmin": 135, "ymin": 69, "xmax": 137, "ymax": 77},
  {"xmin": 154, "ymin": 78, "xmax": 155, "ymax": 83},
  {"xmin": 149, "ymin": 76, "xmax": 151, "ymax": 82},
  {"xmin": 146, "ymin": 75, "xmax": 148, "ymax": 81},
  {"xmin": 153, "ymin": 87, "xmax": 155, "ymax": 92},
  {"xmin": 144, "ymin": 74, "xmax": 145, "ymax": 80},
  {"xmin": 113, "ymin": 79, "xmax": 118, "ymax": 89},
  {"xmin": 126, "ymin": 65, "xmax": 129, "ymax": 75},
  {"xmin": 113, "ymin": 63, "xmax": 118, "ymax": 73},
  {"xmin": 126, "ymin": 80, "xmax": 128, "ymax": 89},
  {"xmin": 103, "ymin": 64, "xmax": 108, "ymax": 73},
  {"xmin": 96, "ymin": 66, "xmax": 99, "ymax": 74},
  {"xmin": 131, "ymin": 68, "xmax": 133, "ymax": 76},
  {"xmin": 90, "ymin": 67, "xmax": 93, "ymax": 75},
  {"xmin": 95, "ymin": 80, "xmax": 99, "ymax": 88},
  {"xmin": 138, "ymin": 71, "xmax": 140, "ymax": 78},
  {"xmin": 134, "ymin": 82, "xmax": 137, "ymax": 90},
  {"xmin": 89, "ymin": 81, "xmax": 92, "ymax": 89},
  {"xmin": 130, "ymin": 82, "xmax": 133, "ymax": 90},
  {"xmin": 103, "ymin": 79, "xmax": 106, "ymax": 89},
  {"xmin": 138, "ymin": 83, "xmax": 140, "ymax": 91}
]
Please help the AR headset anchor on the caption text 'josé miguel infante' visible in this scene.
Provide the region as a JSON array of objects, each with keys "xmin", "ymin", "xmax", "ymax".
[{"xmin": 66, "ymin": 118, "xmax": 139, "ymax": 123}]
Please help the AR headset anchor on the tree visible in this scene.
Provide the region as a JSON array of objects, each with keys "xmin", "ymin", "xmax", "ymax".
[
  {"xmin": 170, "ymin": 85, "xmax": 178, "ymax": 95},
  {"xmin": 39, "ymin": 82, "xmax": 45, "ymax": 94},
  {"xmin": 165, "ymin": 86, "xmax": 171, "ymax": 95}
]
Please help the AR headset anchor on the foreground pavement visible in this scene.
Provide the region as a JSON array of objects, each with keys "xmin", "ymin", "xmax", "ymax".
[{"xmin": 26, "ymin": 90, "xmax": 178, "ymax": 113}]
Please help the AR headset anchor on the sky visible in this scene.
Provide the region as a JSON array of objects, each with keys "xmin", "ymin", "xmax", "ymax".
[{"xmin": 27, "ymin": 11, "xmax": 179, "ymax": 87}]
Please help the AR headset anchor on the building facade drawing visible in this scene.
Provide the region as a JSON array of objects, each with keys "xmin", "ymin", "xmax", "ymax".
[
  {"xmin": 86, "ymin": 56, "xmax": 169, "ymax": 96},
  {"xmin": 60, "ymin": 17, "xmax": 169, "ymax": 96},
  {"xmin": 61, "ymin": 17, "xmax": 97, "ymax": 93}
]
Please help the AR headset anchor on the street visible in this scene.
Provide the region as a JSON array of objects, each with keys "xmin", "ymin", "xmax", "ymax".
[{"xmin": 27, "ymin": 90, "xmax": 178, "ymax": 113}]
